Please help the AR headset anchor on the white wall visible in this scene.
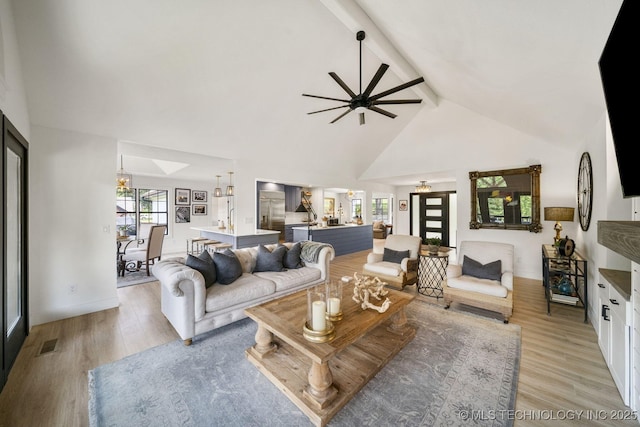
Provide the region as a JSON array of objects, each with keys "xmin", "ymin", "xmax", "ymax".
[
  {"xmin": 0, "ymin": 0, "xmax": 30, "ymax": 135},
  {"xmin": 381, "ymin": 100, "xmax": 580, "ymax": 280},
  {"xmin": 29, "ymin": 126, "xmax": 119, "ymax": 326}
]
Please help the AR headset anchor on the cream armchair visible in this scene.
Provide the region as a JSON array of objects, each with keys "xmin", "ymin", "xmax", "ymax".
[
  {"xmin": 362, "ymin": 234, "xmax": 422, "ymax": 290},
  {"xmin": 443, "ymin": 241, "xmax": 514, "ymax": 323}
]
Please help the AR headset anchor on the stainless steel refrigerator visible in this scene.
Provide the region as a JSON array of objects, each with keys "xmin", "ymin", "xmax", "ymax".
[{"xmin": 259, "ymin": 191, "xmax": 285, "ymax": 241}]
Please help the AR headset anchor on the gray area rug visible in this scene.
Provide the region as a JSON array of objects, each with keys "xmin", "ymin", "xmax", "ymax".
[
  {"xmin": 116, "ymin": 269, "xmax": 158, "ymax": 288},
  {"xmin": 88, "ymin": 300, "xmax": 520, "ymax": 426}
]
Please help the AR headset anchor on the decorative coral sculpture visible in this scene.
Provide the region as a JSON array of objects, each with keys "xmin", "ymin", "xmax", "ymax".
[{"xmin": 351, "ymin": 272, "xmax": 392, "ymax": 313}]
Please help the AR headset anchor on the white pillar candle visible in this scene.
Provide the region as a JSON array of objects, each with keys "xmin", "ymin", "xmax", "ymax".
[
  {"xmin": 328, "ymin": 297, "xmax": 341, "ymax": 315},
  {"xmin": 312, "ymin": 300, "xmax": 326, "ymax": 331}
]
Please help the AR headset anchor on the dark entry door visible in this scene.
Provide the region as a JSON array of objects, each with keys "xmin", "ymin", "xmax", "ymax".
[
  {"xmin": 1, "ymin": 115, "xmax": 29, "ymax": 390},
  {"xmin": 410, "ymin": 191, "xmax": 455, "ymax": 248}
]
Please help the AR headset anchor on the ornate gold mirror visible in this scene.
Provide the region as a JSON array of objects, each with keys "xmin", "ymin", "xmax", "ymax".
[{"xmin": 470, "ymin": 164, "xmax": 542, "ymax": 232}]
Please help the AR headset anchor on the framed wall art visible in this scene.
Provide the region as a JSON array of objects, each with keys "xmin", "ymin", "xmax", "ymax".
[
  {"xmin": 175, "ymin": 188, "xmax": 191, "ymax": 205},
  {"xmin": 192, "ymin": 204, "xmax": 207, "ymax": 216},
  {"xmin": 175, "ymin": 206, "xmax": 190, "ymax": 223},
  {"xmin": 399, "ymin": 200, "xmax": 408, "ymax": 211},
  {"xmin": 192, "ymin": 190, "xmax": 208, "ymax": 203}
]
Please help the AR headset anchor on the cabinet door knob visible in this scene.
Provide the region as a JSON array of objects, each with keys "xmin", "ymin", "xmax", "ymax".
[
  {"xmin": 598, "ymin": 283, "xmax": 605, "ymax": 288},
  {"xmin": 602, "ymin": 304, "xmax": 610, "ymax": 321},
  {"xmin": 609, "ymin": 298, "xmax": 619, "ymax": 305}
]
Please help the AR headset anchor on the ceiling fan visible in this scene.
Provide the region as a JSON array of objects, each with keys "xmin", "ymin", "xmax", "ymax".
[{"xmin": 303, "ymin": 31, "xmax": 425, "ymax": 125}]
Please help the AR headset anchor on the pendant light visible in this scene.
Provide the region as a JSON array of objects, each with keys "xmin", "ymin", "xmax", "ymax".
[
  {"xmin": 116, "ymin": 155, "xmax": 132, "ymax": 190},
  {"xmin": 226, "ymin": 172, "xmax": 234, "ymax": 196},
  {"xmin": 214, "ymin": 175, "xmax": 223, "ymax": 197},
  {"xmin": 415, "ymin": 180, "xmax": 431, "ymax": 193}
]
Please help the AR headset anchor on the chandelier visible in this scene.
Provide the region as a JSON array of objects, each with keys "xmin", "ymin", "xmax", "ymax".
[
  {"xmin": 415, "ymin": 181, "xmax": 431, "ymax": 193},
  {"xmin": 116, "ymin": 155, "xmax": 132, "ymax": 190}
]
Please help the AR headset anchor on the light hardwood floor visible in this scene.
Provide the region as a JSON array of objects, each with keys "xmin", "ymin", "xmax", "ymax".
[{"xmin": 0, "ymin": 249, "xmax": 637, "ymax": 426}]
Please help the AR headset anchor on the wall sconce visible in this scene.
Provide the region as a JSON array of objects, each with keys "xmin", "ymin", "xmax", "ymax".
[
  {"xmin": 116, "ymin": 155, "xmax": 132, "ymax": 190},
  {"xmin": 226, "ymin": 171, "xmax": 234, "ymax": 196},
  {"xmin": 415, "ymin": 180, "xmax": 431, "ymax": 193},
  {"xmin": 544, "ymin": 207, "xmax": 574, "ymax": 244},
  {"xmin": 214, "ymin": 175, "xmax": 223, "ymax": 197}
]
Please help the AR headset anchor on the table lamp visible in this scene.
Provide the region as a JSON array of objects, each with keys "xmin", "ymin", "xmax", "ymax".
[{"xmin": 544, "ymin": 207, "xmax": 574, "ymax": 245}]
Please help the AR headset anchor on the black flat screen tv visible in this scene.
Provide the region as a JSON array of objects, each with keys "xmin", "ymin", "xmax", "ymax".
[{"xmin": 598, "ymin": 0, "xmax": 639, "ymax": 198}]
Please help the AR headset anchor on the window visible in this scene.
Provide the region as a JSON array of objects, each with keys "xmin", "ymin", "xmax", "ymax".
[
  {"xmin": 138, "ymin": 189, "xmax": 168, "ymax": 237},
  {"xmin": 116, "ymin": 188, "xmax": 168, "ymax": 238},
  {"xmin": 116, "ymin": 188, "xmax": 137, "ymax": 235},
  {"xmin": 351, "ymin": 199, "xmax": 362, "ymax": 218},
  {"xmin": 371, "ymin": 198, "xmax": 389, "ymax": 221}
]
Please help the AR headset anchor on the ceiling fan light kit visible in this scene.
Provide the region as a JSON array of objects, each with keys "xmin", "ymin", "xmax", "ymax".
[{"xmin": 303, "ymin": 31, "xmax": 424, "ymax": 125}]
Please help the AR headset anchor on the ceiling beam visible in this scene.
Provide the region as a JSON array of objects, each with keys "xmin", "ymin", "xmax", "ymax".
[{"xmin": 320, "ymin": 0, "xmax": 438, "ymax": 108}]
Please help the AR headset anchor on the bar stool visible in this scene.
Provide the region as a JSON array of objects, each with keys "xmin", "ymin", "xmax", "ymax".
[
  {"xmin": 210, "ymin": 242, "xmax": 233, "ymax": 252},
  {"xmin": 187, "ymin": 237, "xmax": 207, "ymax": 255},
  {"xmin": 201, "ymin": 240, "xmax": 222, "ymax": 255}
]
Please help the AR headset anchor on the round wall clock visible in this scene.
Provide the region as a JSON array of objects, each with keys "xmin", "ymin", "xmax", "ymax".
[{"xmin": 577, "ymin": 152, "xmax": 593, "ymax": 231}]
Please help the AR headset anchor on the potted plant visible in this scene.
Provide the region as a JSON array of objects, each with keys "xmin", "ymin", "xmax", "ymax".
[
  {"xmin": 118, "ymin": 224, "xmax": 133, "ymax": 237},
  {"xmin": 423, "ymin": 237, "xmax": 442, "ymax": 254}
]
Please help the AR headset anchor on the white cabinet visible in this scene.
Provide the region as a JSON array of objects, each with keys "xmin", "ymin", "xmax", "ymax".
[
  {"xmin": 632, "ymin": 263, "xmax": 640, "ymax": 411},
  {"xmin": 598, "ymin": 270, "xmax": 631, "ymax": 406},
  {"xmin": 598, "ymin": 280, "xmax": 611, "ymax": 360}
]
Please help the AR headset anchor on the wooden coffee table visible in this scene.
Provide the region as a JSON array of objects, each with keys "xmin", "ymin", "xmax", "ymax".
[{"xmin": 244, "ymin": 281, "xmax": 415, "ymax": 427}]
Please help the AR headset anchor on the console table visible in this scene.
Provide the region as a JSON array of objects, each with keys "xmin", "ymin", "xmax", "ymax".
[{"xmin": 541, "ymin": 244, "xmax": 588, "ymax": 322}]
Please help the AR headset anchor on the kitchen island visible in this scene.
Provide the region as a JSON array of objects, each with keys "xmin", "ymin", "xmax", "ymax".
[
  {"xmin": 191, "ymin": 227, "xmax": 280, "ymax": 249},
  {"xmin": 292, "ymin": 224, "xmax": 372, "ymax": 256}
]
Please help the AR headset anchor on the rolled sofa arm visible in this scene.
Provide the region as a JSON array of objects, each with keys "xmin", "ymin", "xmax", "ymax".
[
  {"xmin": 152, "ymin": 260, "xmax": 208, "ymax": 322},
  {"xmin": 302, "ymin": 246, "xmax": 335, "ymax": 281}
]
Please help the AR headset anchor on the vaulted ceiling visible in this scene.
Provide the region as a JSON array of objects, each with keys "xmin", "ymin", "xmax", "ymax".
[{"xmin": 10, "ymin": 0, "xmax": 622, "ymax": 185}]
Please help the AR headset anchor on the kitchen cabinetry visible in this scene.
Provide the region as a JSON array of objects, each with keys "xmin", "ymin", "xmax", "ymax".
[
  {"xmin": 598, "ymin": 268, "xmax": 631, "ymax": 406},
  {"xmin": 284, "ymin": 223, "xmax": 305, "ymax": 242},
  {"xmin": 284, "ymin": 185, "xmax": 302, "ymax": 212},
  {"xmin": 541, "ymin": 245, "xmax": 588, "ymax": 322}
]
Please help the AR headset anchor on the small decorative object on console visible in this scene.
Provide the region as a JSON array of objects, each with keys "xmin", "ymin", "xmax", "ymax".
[
  {"xmin": 351, "ymin": 272, "xmax": 392, "ymax": 313},
  {"xmin": 557, "ymin": 236, "xmax": 575, "ymax": 257}
]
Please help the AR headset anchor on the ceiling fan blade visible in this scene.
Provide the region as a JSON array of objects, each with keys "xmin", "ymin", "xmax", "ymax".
[
  {"xmin": 302, "ymin": 93, "xmax": 350, "ymax": 103},
  {"xmin": 368, "ymin": 77, "xmax": 425, "ymax": 102},
  {"xmin": 307, "ymin": 105, "xmax": 350, "ymax": 115},
  {"xmin": 329, "ymin": 72, "xmax": 357, "ymax": 98},
  {"xmin": 362, "ymin": 64, "xmax": 389, "ymax": 98},
  {"xmin": 330, "ymin": 109, "xmax": 352, "ymax": 123},
  {"xmin": 371, "ymin": 99, "xmax": 423, "ymax": 105},
  {"xmin": 368, "ymin": 106, "xmax": 397, "ymax": 119}
]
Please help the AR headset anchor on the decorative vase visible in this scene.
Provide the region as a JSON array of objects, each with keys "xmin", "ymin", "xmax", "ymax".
[{"xmin": 558, "ymin": 277, "xmax": 573, "ymax": 295}]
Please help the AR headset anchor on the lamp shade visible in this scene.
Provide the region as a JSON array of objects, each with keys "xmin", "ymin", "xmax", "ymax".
[{"xmin": 544, "ymin": 207, "xmax": 574, "ymax": 222}]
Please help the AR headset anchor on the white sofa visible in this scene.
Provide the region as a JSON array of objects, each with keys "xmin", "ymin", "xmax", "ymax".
[
  {"xmin": 153, "ymin": 241, "xmax": 335, "ymax": 345},
  {"xmin": 443, "ymin": 240, "xmax": 514, "ymax": 323}
]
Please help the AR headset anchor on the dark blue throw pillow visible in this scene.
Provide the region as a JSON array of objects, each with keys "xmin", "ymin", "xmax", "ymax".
[
  {"xmin": 462, "ymin": 255, "xmax": 502, "ymax": 281},
  {"xmin": 282, "ymin": 242, "xmax": 303, "ymax": 269},
  {"xmin": 212, "ymin": 249, "xmax": 243, "ymax": 285},
  {"xmin": 186, "ymin": 250, "xmax": 217, "ymax": 288},
  {"xmin": 382, "ymin": 248, "xmax": 410, "ymax": 264},
  {"xmin": 254, "ymin": 245, "xmax": 286, "ymax": 272}
]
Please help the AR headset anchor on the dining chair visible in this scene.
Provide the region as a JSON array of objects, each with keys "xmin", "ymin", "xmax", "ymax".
[{"xmin": 120, "ymin": 225, "xmax": 167, "ymax": 276}]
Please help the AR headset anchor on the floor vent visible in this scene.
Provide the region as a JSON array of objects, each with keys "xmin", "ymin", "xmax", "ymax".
[{"xmin": 38, "ymin": 339, "xmax": 58, "ymax": 356}]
